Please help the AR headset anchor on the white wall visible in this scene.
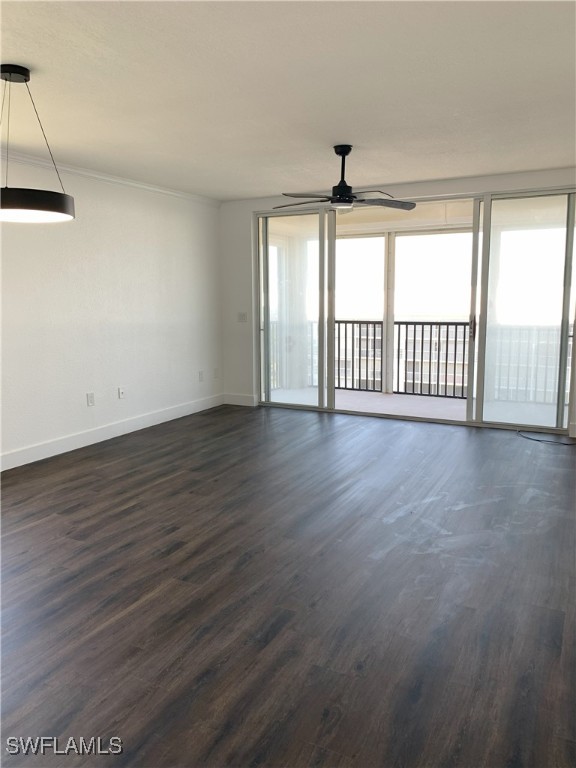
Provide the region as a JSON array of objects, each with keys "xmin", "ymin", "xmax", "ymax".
[
  {"xmin": 219, "ymin": 168, "xmax": 576, "ymax": 406},
  {"xmin": 1, "ymin": 160, "xmax": 222, "ymax": 469},
  {"xmin": 219, "ymin": 196, "xmax": 278, "ymax": 406}
]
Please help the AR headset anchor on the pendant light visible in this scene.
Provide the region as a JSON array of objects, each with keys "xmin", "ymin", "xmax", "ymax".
[{"xmin": 1, "ymin": 64, "xmax": 75, "ymax": 223}]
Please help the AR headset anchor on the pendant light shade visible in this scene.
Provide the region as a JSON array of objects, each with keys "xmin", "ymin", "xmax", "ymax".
[
  {"xmin": 1, "ymin": 187, "xmax": 75, "ymax": 222},
  {"xmin": 1, "ymin": 64, "xmax": 75, "ymax": 223}
]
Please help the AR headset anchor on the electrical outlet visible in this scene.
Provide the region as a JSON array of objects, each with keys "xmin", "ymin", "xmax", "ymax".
[
  {"xmin": 237, "ymin": 312, "xmax": 248, "ymax": 323},
  {"xmin": 117, "ymin": 387, "xmax": 125, "ymax": 399},
  {"xmin": 198, "ymin": 370, "xmax": 204, "ymax": 383},
  {"xmin": 86, "ymin": 392, "xmax": 95, "ymax": 407}
]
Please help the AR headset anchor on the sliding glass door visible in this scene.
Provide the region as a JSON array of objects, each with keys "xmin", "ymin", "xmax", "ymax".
[
  {"xmin": 258, "ymin": 192, "xmax": 575, "ymax": 432},
  {"xmin": 480, "ymin": 194, "xmax": 574, "ymax": 428},
  {"xmin": 260, "ymin": 212, "xmax": 326, "ymax": 407},
  {"xmin": 332, "ymin": 227, "xmax": 475, "ymax": 422},
  {"xmin": 392, "ymin": 231, "xmax": 473, "ymax": 421}
]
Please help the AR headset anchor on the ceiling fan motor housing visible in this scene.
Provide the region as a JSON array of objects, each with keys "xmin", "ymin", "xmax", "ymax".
[{"xmin": 331, "ymin": 181, "xmax": 354, "ymax": 203}]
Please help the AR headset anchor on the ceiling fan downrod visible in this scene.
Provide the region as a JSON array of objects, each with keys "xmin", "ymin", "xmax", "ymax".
[{"xmin": 332, "ymin": 144, "xmax": 353, "ymax": 200}]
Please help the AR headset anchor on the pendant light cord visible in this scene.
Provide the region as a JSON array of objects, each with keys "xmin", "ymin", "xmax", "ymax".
[
  {"xmin": 0, "ymin": 79, "xmax": 7, "ymax": 125},
  {"xmin": 5, "ymin": 81, "xmax": 11, "ymax": 187},
  {"xmin": 0, "ymin": 80, "xmax": 7, "ymax": 185},
  {"xmin": 25, "ymin": 82, "xmax": 66, "ymax": 193}
]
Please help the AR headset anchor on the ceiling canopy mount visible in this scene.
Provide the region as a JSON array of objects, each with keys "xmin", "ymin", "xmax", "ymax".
[{"xmin": 1, "ymin": 64, "xmax": 31, "ymax": 84}]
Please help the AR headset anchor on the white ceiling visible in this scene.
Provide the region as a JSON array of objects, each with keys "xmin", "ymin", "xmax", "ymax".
[{"xmin": 2, "ymin": 1, "xmax": 575, "ymax": 201}]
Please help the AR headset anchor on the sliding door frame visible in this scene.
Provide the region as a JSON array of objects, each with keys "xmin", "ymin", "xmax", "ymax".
[
  {"xmin": 466, "ymin": 198, "xmax": 483, "ymax": 422},
  {"xmin": 474, "ymin": 194, "xmax": 492, "ymax": 425},
  {"xmin": 258, "ymin": 207, "xmax": 327, "ymax": 409},
  {"xmin": 256, "ymin": 185, "xmax": 575, "ymax": 432},
  {"xmin": 474, "ymin": 188, "xmax": 576, "ymax": 431},
  {"xmin": 326, "ymin": 209, "xmax": 337, "ymax": 410},
  {"xmin": 557, "ymin": 193, "xmax": 575, "ymax": 428},
  {"xmin": 259, "ymin": 216, "xmax": 271, "ymax": 402}
]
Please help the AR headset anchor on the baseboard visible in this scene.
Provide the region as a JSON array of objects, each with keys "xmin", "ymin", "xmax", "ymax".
[
  {"xmin": 223, "ymin": 393, "xmax": 259, "ymax": 407},
  {"xmin": 1, "ymin": 395, "xmax": 225, "ymax": 471}
]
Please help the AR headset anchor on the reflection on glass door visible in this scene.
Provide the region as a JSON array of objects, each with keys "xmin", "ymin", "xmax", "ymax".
[
  {"xmin": 261, "ymin": 213, "xmax": 322, "ymax": 406},
  {"xmin": 482, "ymin": 195, "xmax": 570, "ymax": 427}
]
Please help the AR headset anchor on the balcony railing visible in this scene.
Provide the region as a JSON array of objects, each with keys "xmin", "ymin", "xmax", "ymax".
[
  {"xmin": 335, "ymin": 320, "xmax": 382, "ymax": 391},
  {"xmin": 334, "ymin": 320, "xmax": 469, "ymax": 397},
  {"xmin": 394, "ymin": 321, "xmax": 469, "ymax": 398},
  {"xmin": 269, "ymin": 320, "xmax": 572, "ymax": 405}
]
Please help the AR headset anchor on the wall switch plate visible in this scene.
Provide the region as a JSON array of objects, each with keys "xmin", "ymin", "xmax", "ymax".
[
  {"xmin": 117, "ymin": 387, "xmax": 125, "ymax": 399},
  {"xmin": 198, "ymin": 370, "xmax": 204, "ymax": 382},
  {"xmin": 86, "ymin": 392, "xmax": 95, "ymax": 407}
]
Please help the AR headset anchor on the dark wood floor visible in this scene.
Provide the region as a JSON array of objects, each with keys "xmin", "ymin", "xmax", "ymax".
[{"xmin": 2, "ymin": 406, "xmax": 575, "ymax": 768}]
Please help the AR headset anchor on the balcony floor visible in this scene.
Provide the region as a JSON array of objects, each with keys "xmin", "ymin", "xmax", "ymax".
[
  {"xmin": 269, "ymin": 388, "xmax": 466, "ymax": 421},
  {"xmin": 269, "ymin": 389, "xmax": 567, "ymax": 428},
  {"xmin": 335, "ymin": 389, "xmax": 467, "ymax": 420}
]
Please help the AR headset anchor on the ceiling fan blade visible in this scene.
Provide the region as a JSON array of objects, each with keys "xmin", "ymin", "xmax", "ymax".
[
  {"xmin": 355, "ymin": 198, "xmax": 416, "ymax": 211},
  {"xmin": 281, "ymin": 192, "xmax": 332, "ymax": 199},
  {"xmin": 353, "ymin": 189, "xmax": 394, "ymax": 198},
  {"xmin": 273, "ymin": 198, "xmax": 331, "ymax": 209}
]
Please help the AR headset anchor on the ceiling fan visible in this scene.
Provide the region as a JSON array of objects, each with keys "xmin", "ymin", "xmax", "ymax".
[{"xmin": 274, "ymin": 145, "xmax": 416, "ymax": 211}]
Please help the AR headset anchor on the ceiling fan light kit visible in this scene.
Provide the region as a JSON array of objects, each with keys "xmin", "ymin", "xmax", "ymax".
[
  {"xmin": 275, "ymin": 144, "xmax": 416, "ymax": 212},
  {"xmin": 1, "ymin": 64, "xmax": 75, "ymax": 223}
]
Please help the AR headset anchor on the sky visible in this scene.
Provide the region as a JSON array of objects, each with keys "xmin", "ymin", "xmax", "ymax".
[
  {"xmin": 270, "ymin": 227, "xmax": 569, "ymax": 327},
  {"xmin": 336, "ymin": 233, "xmax": 473, "ymax": 321}
]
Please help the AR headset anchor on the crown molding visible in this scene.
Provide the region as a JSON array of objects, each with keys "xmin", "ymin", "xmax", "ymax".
[{"xmin": 0, "ymin": 150, "xmax": 221, "ymax": 207}]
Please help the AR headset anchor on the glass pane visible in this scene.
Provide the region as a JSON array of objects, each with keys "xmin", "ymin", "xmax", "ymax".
[
  {"xmin": 393, "ymin": 232, "xmax": 473, "ymax": 419},
  {"xmin": 332, "ymin": 199, "xmax": 473, "ymax": 232},
  {"xmin": 265, "ymin": 214, "xmax": 319, "ymax": 406},
  {"xmin": 395, "ymin": 233, "xmax": 472, "ymax": 321},
  {"xmin": 334, "ymin": 237, "xmax": 385, "ymax": 401},
  {"xmin": 335, "ymin": 237, "xmax": 384, "ymax": 321},
  {"xmin": 483, "ymin": 195, "xmax": 568, "ymax": 427}
]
